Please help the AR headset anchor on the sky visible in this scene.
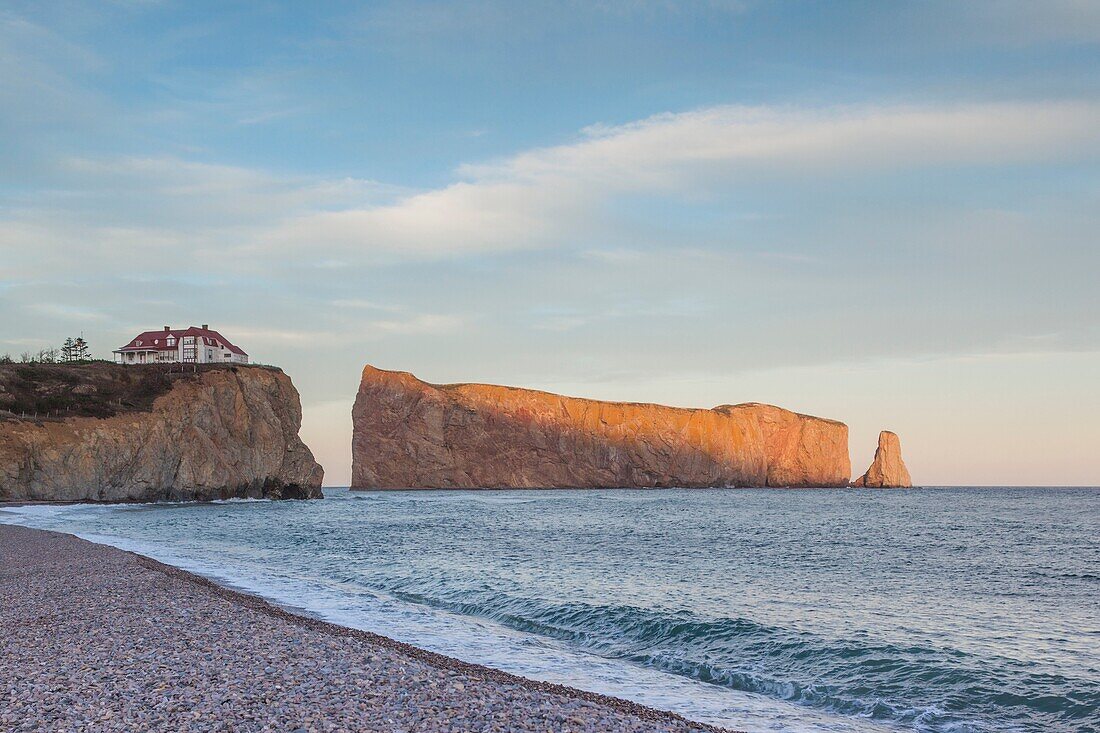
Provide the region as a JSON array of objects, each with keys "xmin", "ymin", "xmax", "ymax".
[{"xmin": 1, "ymin": 1, "xmax": 1098, "ymax": 486}]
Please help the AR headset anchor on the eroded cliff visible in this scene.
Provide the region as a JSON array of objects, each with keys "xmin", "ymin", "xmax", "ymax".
[
  {"xmin": 0, "ymin": 364, "xmax": 324, "ymax": 502},
  {"xmin": 351, "ymin": 365, "xmax": 851, "ymax": 489},
  {"xmin": 852, "ymin": 430, "xmax": 913, "ymax": 488}
]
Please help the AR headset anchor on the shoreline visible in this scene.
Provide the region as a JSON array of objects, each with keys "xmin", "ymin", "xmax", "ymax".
[
  {"xmin": 10, "ymin": 487, "xmax": 1099, "ymax": 507},
  {"xmin": 1, "ymin": 524, "xmax": 736, "ymax": 733}
]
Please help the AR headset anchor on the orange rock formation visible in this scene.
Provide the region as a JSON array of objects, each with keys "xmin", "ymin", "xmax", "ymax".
[
  {"xmin": 351, "ymin": 365, "xmax": 851, "ymax": 489},
  {"xmin": 852, "ymin": 430, "xmax": 913, "ymax": 488}
]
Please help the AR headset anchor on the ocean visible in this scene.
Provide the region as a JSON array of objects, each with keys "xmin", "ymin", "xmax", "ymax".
[{"xmin": 2, "ymin": 487, "xmax": 1097, "ymax": 733}]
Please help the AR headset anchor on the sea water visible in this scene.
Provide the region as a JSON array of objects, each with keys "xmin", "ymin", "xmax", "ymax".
[{"xmin": 2, "ymin": 487, "xmax": 1098, "ymax": 733}]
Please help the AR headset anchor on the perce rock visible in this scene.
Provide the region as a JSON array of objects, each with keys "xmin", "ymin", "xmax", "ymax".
[
  {"xmin": 0, "ymin": 364, "xmax": 323, "ymax": 502},
  {"xmin": 852, "ymin": 430, "xmax": 912, "ymax": 488},
  {"xmin": 352, "ymin": 365, "xmax": 851, "ymax": 489}
]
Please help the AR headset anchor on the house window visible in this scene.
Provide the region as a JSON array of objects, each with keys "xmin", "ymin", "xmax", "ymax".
[{"xmin": 167, "ymin": 337, "xmax": 175, "ymax": 346}]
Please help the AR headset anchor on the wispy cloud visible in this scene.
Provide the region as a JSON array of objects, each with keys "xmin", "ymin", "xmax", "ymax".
[
  {"xmin": 951, "ymin": 0, "xmax": 1100, "ymax": 45},
  {"xmin": 57, "ymin": 155, "xmax": 402, "ymax": 223},
  {"xmin": 257, "ymin": 100, "xmax": 1100, "ymax": 261},
  {"xmin": 328, "ymin": 300, "xmax": 466, "ymax": 336},
  {"xmin": 5, "ymin": 100, "xmax": 1100, "ymax": 280},
  {"xmin": 216, "ymin": 326, "xmax": 343, "ymax": 345},
  {"xmin": 25, "ymin": 303, "xmax": 109, "ymax": 321},
  {"xmin": 217, "ymin": 313, "xmax": 465, "ymax": 343},
  {"xmin": 0, "ymin": 12, "xmax": 106, "ymax": 129},
  {"xmin": 367, "ymin": 313, "xmax": 466, "ymax": 335},
  {"xmin": 329, "ymin": 299, "xmax": 404, "ymax": 312}
]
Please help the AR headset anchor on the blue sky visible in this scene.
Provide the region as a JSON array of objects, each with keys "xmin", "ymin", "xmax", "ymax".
[{"xmin": 2, "ymin": 1, "xmax": 1099, "ymax": 485}]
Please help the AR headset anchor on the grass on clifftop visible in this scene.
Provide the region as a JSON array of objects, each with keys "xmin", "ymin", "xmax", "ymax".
[{"xmin": 0, "ymin": 362, "xmax": 279, "ymax": 422}]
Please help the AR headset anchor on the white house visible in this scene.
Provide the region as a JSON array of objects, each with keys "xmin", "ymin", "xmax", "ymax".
[{"xmin": 113, "ymin": 325, "xmax": 249, "ymax": 365}]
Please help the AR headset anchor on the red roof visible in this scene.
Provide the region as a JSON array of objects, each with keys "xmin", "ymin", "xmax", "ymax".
[{"xmin": 116, "ymin": 326, "xmax": 247, "ymax": 356}]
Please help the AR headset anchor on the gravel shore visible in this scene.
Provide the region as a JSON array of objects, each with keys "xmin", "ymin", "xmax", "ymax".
[{"xmin": 0, "ymin": 524, "xmax": 732, "ymax": 733}]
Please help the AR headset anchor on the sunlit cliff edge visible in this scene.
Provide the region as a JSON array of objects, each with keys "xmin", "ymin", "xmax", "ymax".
[{"xmin": 352, "ymin": 364, "xmax": 858, "ymax": 489}]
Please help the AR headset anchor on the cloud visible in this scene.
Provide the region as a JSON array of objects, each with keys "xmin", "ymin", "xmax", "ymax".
[
  {"xmin": 259, "ymin": 100, "xmax": 1100, "ymax": 261},
  {"xmin": 329, "ymin": 299, "xmax": 403, "ymax": 312},
  {"xmin": 327, "ymin": 301, "xmax": 464, "ymax": 335},
  {"xmin": 265, "ymin": 178, "xmax": 579, "ymax": 259},
  {"xmin": 367, "ymin": 313, "xmax": 465, "ymax": 335},
  {"xmin": 952, "ymin": 0, "xmax": 1100, "ymax": 45},
  {"xmin": 0, "ymin": 12, "xmax": 106, "ymax": 128},
  {"xmin": 56, "ymin": 156, "xmax": 401, "ymax": 225},
  {"xmin": 4, "ymin": 100, "xmax": 1100, "ymax": 281},
  {"xmin": 357, "ymin": 0, "xmax": 751, "ymax": 40},
  {"xmin": 217, "ymin": 326, "xmax": 343, "ymax": 345},
  {"xmin": 580, "ymin": 248, "xmax": 645, "ymax": 264},
  {"xmin": 0, "ymin": 155, "xmax": 404, "ymax": 279},
  {"xmin": 2, "ymin": 100, "xmax": 1092, "ymax": 286},
  {"xmin": 215, "ymin": 313, "xmax": 464, "ymax": 343},
  {"xmin": 487, "ymin": 101, "xmax": 1100, "ymax": 178},
  {"xmin": 25, "ymin": 303, "xmax": 109, "ymax": 322}
]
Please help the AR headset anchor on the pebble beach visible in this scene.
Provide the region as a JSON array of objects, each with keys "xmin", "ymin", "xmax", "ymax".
[{"xmin": 0, "ymin": 524, "xmax": 727, "ymax": 733}]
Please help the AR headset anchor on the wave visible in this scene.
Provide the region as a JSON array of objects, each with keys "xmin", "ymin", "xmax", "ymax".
[
  {"xmin": 5, "ymin": 487, "xmax": 1098, "ymax": 733},
  {"xmin": 0, "ymin": 496, "xmax": 270, "ymax": 516},
  {"xmin": 375, "ymin": 585, "xmax": 1100, "ymax": 731}
]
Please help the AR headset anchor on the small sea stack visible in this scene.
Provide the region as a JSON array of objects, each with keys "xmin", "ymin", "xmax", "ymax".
[{"xmin": 852, "ymin": 430, "xmax": 913, "ymax": 488}]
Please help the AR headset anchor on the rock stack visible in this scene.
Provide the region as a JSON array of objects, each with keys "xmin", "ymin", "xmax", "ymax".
[{"xmin": 852, "ymin": 430, "xmax": 913, "ymax": 488}]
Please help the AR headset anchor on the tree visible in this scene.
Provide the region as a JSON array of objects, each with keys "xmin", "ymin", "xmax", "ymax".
[
  {"xmin": 36, "ymin": 348, "xmax": 59, "ymax": 363},
  {"xmin": 73, "ymin": 337, "xmax": 90, "ymax": 361},
  {"xmin": 61, "ymin": 338, "xmax": 76, "ymax": 363}
]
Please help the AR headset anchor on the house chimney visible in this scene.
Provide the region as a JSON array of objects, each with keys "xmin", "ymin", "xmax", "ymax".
[
  {"xmin": 164, "ymin": 326, "xmax": 170, "ymax": 332},
  {"xmin": 201, "ymin": 324, "xmax": 208, "ymax": 330}
]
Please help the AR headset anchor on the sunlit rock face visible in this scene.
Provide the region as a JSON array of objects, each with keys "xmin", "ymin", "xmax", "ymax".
[
  {"xmin": 0, "ymin": 366, "xmax": 324, "ymax": 502},
  {"xmin": 351, "ymin": 365, "xmax": 851, "ymax": 489},
  {"xmin": 852, "ymin": 431, "xmax": 913, "ymax": 488}
]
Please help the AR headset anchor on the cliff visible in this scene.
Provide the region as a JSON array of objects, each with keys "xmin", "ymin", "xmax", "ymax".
[
  {"xmin": 351, "ymin": 365, "xmax": 851, "ymax": 489},
  {"xmin": 0, "ymin": 364, "xmax": 324, "ymax": 502},
  {"xmin": 852, "ymin": 430, "xmax": 912, "ymax": 488}
]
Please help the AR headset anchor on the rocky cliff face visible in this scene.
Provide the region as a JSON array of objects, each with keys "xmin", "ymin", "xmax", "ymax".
[
  {"xmin": 852, "ymin": 431, "xmax": 912, "ymax": 488},
  {"xmin": 0, "ymin": 365, "xmax": 324, "ymax": 502},
  {"xmin": 352, "ymin": 365, "xmax": 851, "ymax": 489}
]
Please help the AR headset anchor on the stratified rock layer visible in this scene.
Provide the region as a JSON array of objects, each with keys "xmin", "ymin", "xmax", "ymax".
[
  {"xmin": 0, "ymin": 366, "xmax": 324, "ymax": 502},
  {"xmin": 351, "ymin": 365, "xmax": 851, "ymax": 489},
  {"xmin": 852, "ymin": 431, "xmax": 912, "ymax": 488}
]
